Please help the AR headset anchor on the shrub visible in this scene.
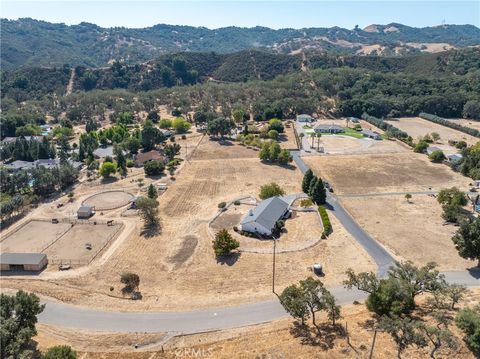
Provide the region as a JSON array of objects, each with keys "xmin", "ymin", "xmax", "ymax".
[
  {"xmin": 181, "ymin": 134, "xmax": 187, "ymax": 139},
  {"xmin": 268, "ymin": 118, "xmax": 284, "ymax": 133},
  {"xmin": 300, "ymin": 198, "xmax": 313, "ymax": 207},
  {"xmin": 218, "ymin": 201, "xmax": 226, "ymax": 209},
  {"xmin": 318, "ymin": 205, "xmax": 332, "ymax": 236},
  {"xmin": 429, "ymin": 150, "xmax": 446, "ymax": 163},
  {"xmin": 234, "ymin": 200, "xmax": 241, "ymax": 206},
  {"xmin": 143, "ymin": 160, "xmax": 165, "ymax": 176},
  {"xmin": 172, "ymin": 117, "xmax": 191, "ymax": 134},
  {"xmin": 42, "ymin": 345, "xmax": 77, "ymax": 359},
  {"xmin": 159, "ymin": 119, "xmax": 172, "ymax": 129},
  {"xmin": 259, "ymin": 182, "xmax": 285, "ymax": 200},
  {"xmin": 169, "ymin": 135, "xmax": 176, "ymax": 142},
  {"xmin": 126, "ymin": 159, "xmax": 134, "ymax": 167},
  {"xmin": 268, "ymin": 129, "xmax": 279, "ymax": 140},
  {"xmin": 413, "ymin": 140, "xmax": 429, "ymax": 153},
  {"xmin": 99, "ymin": 161, "xmax": 117, "ymax": 178}
]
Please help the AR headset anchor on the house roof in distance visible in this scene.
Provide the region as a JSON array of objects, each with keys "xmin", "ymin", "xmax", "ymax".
[
  {"xmin": 135, "ymin": 150, "xmax": 165, "ymax": 165},
  {"xmin": 0, "ymin": 252, "xmax": 46, "ymax": 265},
  {"xmin": 241, "ymin": 196, "xmax": 289, "ymax": 230}
]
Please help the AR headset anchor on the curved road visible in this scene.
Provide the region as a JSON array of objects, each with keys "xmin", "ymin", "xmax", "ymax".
[{"xmin": 33, "ymin": 151, "xmax": 479, "ymax": 333}]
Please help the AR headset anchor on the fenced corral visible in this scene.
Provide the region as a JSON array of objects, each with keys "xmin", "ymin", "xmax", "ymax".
[
  {"xmin": 1, "ymin": 218, "xmax": 124, "ymax": 268},
  {"xmin": 82, "ymin": 190, "xmax": 134, "ymax": 211}
]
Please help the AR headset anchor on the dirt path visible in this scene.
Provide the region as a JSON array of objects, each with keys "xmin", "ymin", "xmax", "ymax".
[
  {"xmin": 249, "ymin": 50, "xmax": 261, "ymax": 80},
  {"xmin": 66, "ymin": 68, "xmax": 75, "ymax": 95}
]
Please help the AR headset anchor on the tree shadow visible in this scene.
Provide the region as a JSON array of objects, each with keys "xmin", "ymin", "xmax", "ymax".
[
  {"xmin": 467, "ymin": 267, "xmax": 480, "ymax": 279},
  {"xmin": 216, "ymin": 252, "xmax": 241, "ymax": 266},
  {"xmin": 289, "ymin": 321, "xmax": 342, "ymax": 350},
  {"xmin": 140, "ymin": 223, "xmax": 161, "ymax": 238},
  {"xmin": 100, "ymin": 176, "xmax": 118, "ymax": 184}
]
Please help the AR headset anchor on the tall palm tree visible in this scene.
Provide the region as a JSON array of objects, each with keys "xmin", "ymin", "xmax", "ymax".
[{"xmin": 316, "ymin": 133, "xmax": 322, "ymax": 150}]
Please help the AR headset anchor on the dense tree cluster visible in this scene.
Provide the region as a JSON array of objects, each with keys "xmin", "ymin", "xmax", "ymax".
[{"xmin": 420, "ymin": 113, "xmax": 480, "ymax": 138}]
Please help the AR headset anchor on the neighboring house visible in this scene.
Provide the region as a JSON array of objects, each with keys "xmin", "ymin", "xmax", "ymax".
[
  {"xmin": 297, "ymin": 114, "xmax": 314, "ymax": 123},
  {"xmin": 0, "ymin": 253, "xmax": 48, "ymax": 272},
  {"xmin": 93, "ymin": 146, "xmax": 115, "ymax": 159},
  {"xmin": 3, "ymin": 159, "xmax": 83, "ymax": 172},
  {"xmin": 447, "ymin": 153, "xmax": 463, "ymax": 164},
  {"xmin": 1, "ymin": 136, "xmax": 44, "ymax": 144},
  {"xmin": 77, "ymin": 205, "xmax": 95, "ymax": 219},
  {"xmin": 135, "ymin": 150, "xmax": 166, "ymax": 167},
  {"xmin": 426, "ymin": 146, "xmax": 442, "ymax": 155},
  {"xmin": 361, "ymin": 129, "xmax": 381, "ymax": 140},
  {"xmin": 240, "ymin": 196, "xmax": 290, "ymax": 236},
  {"xmin": 314, "ymin": 124, "xmax": 345, "ymax": 134}
]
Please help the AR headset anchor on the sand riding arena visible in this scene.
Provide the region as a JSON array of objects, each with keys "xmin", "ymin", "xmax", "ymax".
[{"xmin": 82, "ymin": 190, "xmax": 134, "ymax": 211}]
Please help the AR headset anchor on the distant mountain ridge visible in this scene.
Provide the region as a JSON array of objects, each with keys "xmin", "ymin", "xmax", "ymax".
[{"xmin": 1, "ymin": 18, "xmax": 480, "ymax": 69}]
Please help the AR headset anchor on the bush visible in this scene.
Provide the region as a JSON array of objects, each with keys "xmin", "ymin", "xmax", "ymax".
[
  {"xmin": 126, "ymin": 159, "xmax": 134, "ymax": 167},
  {"xmin": 429, "ymin": 150, "xmax": 446, "ymax": 163},
  {"xmin": 181, "ymin": 134, "xmax": 187, "ymax": 139},
  {"xmin": 300, "ymin": 198, "xmax": 313, "ymax": 207},
  {"xmin": 268, "ymin": 129, "xmax": 279, "ymax": 140},
  {"xmin": 172, "ymin": 117, "xmax": 191, "ymax": 134},
  {"xmin": 159, "ymin": 119, "xmax": 172, "ymax": 129},
  {"xmin": 455, "ymin": 306, "xmax": 480, "ymax": 355},
  {"xmin": 259, "ymin": 182, "xmax": 285, "ymax": 200},
  {"xmin": 99, "ymin": 161, "xmax": 117, "ymax": 178},
  {"xmin": 218, "ymin": 201, "xmax": 226, "ymax": 209},
  {"xmin": 268, "ymin": 118, "xmax": 284, "ymax": 133},
  {"xmin": 233, "ymin": 200, "xmax": 240, "ymax": 206},
  {"xmin": 42, "ymin": 345, "xmax": 77, "ymax": 359},
  {"xmin": 413, "ymin": 140, "xmax": 429, "ymax": 153},
  {"xmin": 143, "ymin": 160, "xmax": 165, "ymax": 176},
  {"xmin": 318, "ymin": 205, "xmax": 332, "ymax": 236}
]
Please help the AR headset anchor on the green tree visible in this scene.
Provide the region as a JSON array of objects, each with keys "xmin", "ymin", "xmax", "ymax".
[
  {"xmin": 207, "ymin": 117, "xmax": 235, "ymax": 138},
  {"xmin": 268, "ymin": 142, "xmax": 281, "ymax": 161},
  {"xmin": 42, "ymin": 345, "xmax": 77, "ymax": 359},
  {"xmin": 298, "ymin": 277, "xmax": 325, "ymax": 327},
  {"xmin": 437, "ymin": 187, "xmax": 468, "ymax": 207},
  {"xmin": 308, "ymin": 177, "xmax": 326, "ymax": 205},
  {"xmin": 159, "ymin": 118, "xmax": 172, "ymax": 129},
  {"xmin": 429, "ymin": 150, "xmax": 446, "ymax": 163},
  {"xmin": 463, "ymin": 100, "xmax": 480, "ymax": 119},
  {"xmin": 431, "ymin": 132, "xmax": 440, "ymax": 142},
  {"xmin": 99, "ymin": 161, "xmax": 117, "ymax": 178},
  {"xmin": 455, "ymin": 305, "xmax": 480, "ymax": 355},
  {"xmin": 378, "ymin": 316, "xmax": 427, "ymax": 359},
  {"xmin": 259, "ymin": 182, "xmax": 285, "ymax": 200},
  {"xmin": 143, "ymin": 160, "xmax": 165, "ymax": 176},
  {"xmin": 141, "ymin": 120, "xmax": 164, "ymax": 151},
  {"xmin": 164, "ymin": 143, "xmax": 181, "ymax": 161},
  {"xmin": 279, "ymin": 284, "xmax": 309, "ymax": 325},
  {"xmin": 147, "ymin": 183, "xmax": 158, "ymax": 199},
  {"xmin": 268, "ymin": 118, "xmax": 284, "ymax": 133},
  {"xmin": 259, "ymin": 143, "xmax": 270, "ymax": 161},
  {"xmin": 212, "ymin": 229, "xmax": 239, "ymax": 257},
  {"xmin": 171, "ymin": 117, "xmax": 191, "ymax": 134},
  {"xmin": 0, "ymin": 291, "xmax": 45, "ymax": 359},
  {"xmin": 268, "ymin": 129, "xmax": 279, "ymax": 140},
  {"xmin": 405, "ymin": 193, "xmax": 412, "ymax": 203},
  {"xmin": 278, "ymin": 149, "xmax": 292, "ymax": 164},
  {"xmin": 302, "ymin": 169, "xmax": 314, "ymax": 194},
  {"xmin": 120, "ymin": 272, "xmax": 140, "ymax": 296},
  {"xmin": 115, "ymin": 149, "xmax": 127, "ymax": 176},
  {"xmin": 136, "ymin": 196, "xmax": 160, "ymax": 227},
  {"xmin": 414, "ymin": 140, "xmax": 429, "ymax": 153},
  {"xmin": 321, "ymin": 288, "xmax": 341, "ymax": 326},
  {"xmin": 452, "ymin": 217, "xmax": 480, "ymax": 267}
]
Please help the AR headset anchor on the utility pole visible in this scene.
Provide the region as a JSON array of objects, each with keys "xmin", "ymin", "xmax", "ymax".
[{"xmin": 272, "ymin": 235, "xmax": 277, "ymax": 293}]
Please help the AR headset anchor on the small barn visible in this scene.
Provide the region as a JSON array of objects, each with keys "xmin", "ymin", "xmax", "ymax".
[
  {"xmin": 0, "ymin": 253, "xmax": 48, "ymax": 272},
  {"xmin": 240, "ymin": 196, "xmax": 290, "ymax": 236},
  {"xmin": 77, "ymin": 205, "xmax": 95, "ymax": 219}
]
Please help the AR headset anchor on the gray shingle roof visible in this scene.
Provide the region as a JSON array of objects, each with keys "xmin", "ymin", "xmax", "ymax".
[
  {"xmin": 0, "ymin": 253, "xmax": 46, "ymax": 265},
  {"xmin": 241, "ymin": 196, "xmax": 289, "ymax": 230},
  {"xmin": 93, "ymin": 146, "xmax": 114, "ymax": 158}
]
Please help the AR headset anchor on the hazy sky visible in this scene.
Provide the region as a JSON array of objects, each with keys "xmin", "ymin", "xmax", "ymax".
[{"xmin": 2, "ymin": 1, "xmax": 479, "ymax": 29}]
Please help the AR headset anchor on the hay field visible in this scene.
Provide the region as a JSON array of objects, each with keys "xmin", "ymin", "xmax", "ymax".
[
  {"xmin": 341, "ymin": 195, "xmax": 475, "ymax": 270},
  {"xmin": 387, "ymin": 117, "xmax": 478, "ymax": 145},
  {"xmin": 303, "ymin": 152, "xmax": 470, "ymax": 195}
]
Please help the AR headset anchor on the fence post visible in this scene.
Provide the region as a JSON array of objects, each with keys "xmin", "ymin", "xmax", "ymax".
[{"xmin": 369, "ymin": 330, "xmax": 377, "ymax": 359}]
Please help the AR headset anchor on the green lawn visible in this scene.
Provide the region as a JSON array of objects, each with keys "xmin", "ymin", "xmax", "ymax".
[{"xmin": 319, "ymin": 127, "xmax": 364, "ymax": 139}]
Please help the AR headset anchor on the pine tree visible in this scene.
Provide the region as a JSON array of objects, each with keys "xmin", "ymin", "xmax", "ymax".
[
  {"xmin": 302, "ymin": 169, "xmax": 314, "ymax": 194},
  {"xmin": 309, "ymin": 178, "xmax": 326, "ymax": 205},
  {"xmin": 147, "ymin": 184, "xmax": 158, "ymax": 199}
]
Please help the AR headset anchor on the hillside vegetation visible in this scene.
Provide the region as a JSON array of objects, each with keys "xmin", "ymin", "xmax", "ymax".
[{"xmin": 2, "ymin": 18, "xmax": 479, "ymax": 69}]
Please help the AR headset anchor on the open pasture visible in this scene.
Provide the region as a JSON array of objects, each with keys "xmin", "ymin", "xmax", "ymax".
[{"xmin": 303, "ymin": 152, "xmax": 470, "ymax": 195}]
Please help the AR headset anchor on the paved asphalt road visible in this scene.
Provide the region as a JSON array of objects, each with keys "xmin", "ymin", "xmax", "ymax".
[{"xmin": 34, "ymin": 151, "xmax": 479, "ymax": 333}]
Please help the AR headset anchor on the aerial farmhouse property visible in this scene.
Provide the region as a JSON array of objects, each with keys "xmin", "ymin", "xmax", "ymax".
[{"xmin": 240, "ymin": 196, "xmax": 290, "ymax": 236}]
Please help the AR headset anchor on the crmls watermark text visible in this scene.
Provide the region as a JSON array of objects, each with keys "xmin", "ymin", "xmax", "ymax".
[{"xmin": 174, "ymin": 348, "xmax": 214, "ymax": 357}]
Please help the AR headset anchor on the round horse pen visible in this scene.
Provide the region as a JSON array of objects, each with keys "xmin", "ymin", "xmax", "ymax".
[{"xmin": 82, "ymin": 190, "xmax": 134, "ymax": 211}]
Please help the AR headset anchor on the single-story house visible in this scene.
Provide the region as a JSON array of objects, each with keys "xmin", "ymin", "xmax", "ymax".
[
  {"xmin": 0, "ymin": 253, "xmax": 48, "ymax": 272},
  {"xmin": 3, "ymin": 159, "xmax": 83, "ymax": 172},
  {"xmin": 447, "ymin": 153, "xmax": 463, "ymax": 164},
  {"xmin": 93, "ymin": 146, "xmax": 114, "ymax": 159},
  {"xmin": 240, "ymin": 196, "xmax": 290, "ymax": 236},
  {"xmin": 77, "ymin": 205, "xmax": 95, "ymax": 219},
  {"xmin": 1, "ymin": 136, "xmax": 44, "ymax": 144},
  {"xmin": 135, "ymin": 150, "xmax": 166, "ymax": 167},
  {"xmin": 426, "ymin": 146, "xmax": 442, "ymax": 155},
  {"xmin": 314, "ymin": 124, "xmax": 345, "ymax": 134},
  {"xmin": 297, "ymin": 114, "xmax": 314, "ymax": 123},
  {"xmin": 160, "ymin": 129, "xmax": 173, "ymax": 137},
  {"xmin": 361, "ymin": 129, "xmax": 381, "ymax": 140}
]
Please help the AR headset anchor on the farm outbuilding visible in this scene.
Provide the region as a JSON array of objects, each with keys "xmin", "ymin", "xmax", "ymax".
[
  {"xmin": 240, "ymin": 196, "xmax": 290, "ymax": 236},
  {"xmin": 77, "ymin": 205, "xmax": 95, "ymax": 219},
  {"xmin": 297, "ymin": 114, "xmax": 314, "ymax": 123},
  {"xmin": 0, "ymin": 253, "xmax": 48, "ymax": 272},
  {"xmin": 361, "ymin": 129, "xmax": 381, "ymax": 140}
]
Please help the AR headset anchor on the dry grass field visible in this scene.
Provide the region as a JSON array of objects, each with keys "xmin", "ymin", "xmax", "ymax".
[
  {"xmin": 386, "ymin": 117, "xmax": 478, "ymax": 145},
  {"xmin": 34, "ymin": 290, "xmax": 480, "ymax": 358},
  {"xmin": 341, "ymin": 195, "xmax": 475, "ymax": 270},
  {"xmin": 2, "ymin": 137, "xmax": 374, "ymax": 311},
  {"xmin": 303, "ymin": 152, "xmax": 471, "ymax": 195}
]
